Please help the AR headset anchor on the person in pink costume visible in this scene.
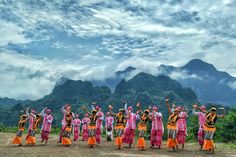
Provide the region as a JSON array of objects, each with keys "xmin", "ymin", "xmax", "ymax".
[
  {"xmin": 41, "ymin": 108, "xmax": 53, "ymax": 144},
  {"xmin": 105, "ymin": 112, "xmax": 114, "ymax": 141},
  {"xmin": 58, "ymin": 104, "xmax": 74, "ymax": 143},
  {"xmin": 72, "ymin": 114, "xmax": 81, "ymax": 141},
  {"xmin": 122, "ymin": 102, "xmax": 138, "ymax": 148},
  {"xmin": 81, "ymin": 113, "xmax": 90, "ymax": 141},
  {"xmin": 192, "ymin": 104, "xmax": 207, "ymax": 150},
  {"xmin": 150, "ymin": 106, "xmax": 164, "ymax": 148},
  {"xmin": 94, "ymin": 105, "xmax": 104, "ymax": 144},
  {"xmin": 176, "ymin": 106, "xmax": 188, "ymax": 149}
]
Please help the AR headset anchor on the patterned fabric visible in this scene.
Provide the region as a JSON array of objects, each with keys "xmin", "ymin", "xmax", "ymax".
[
  {"xmin": 105, "ymin": 116, "xmax": 114, "ymax": 128},
  {"xmin": 41, "ymin": 114, "xmax": 53, "ymax": 132},
  {"xmin": 150, "ymin": 129, "xmax": 163, "ymax": 146},
  {"xmin": 151, "ymin": 112, "xmax": 164, "ymax": 131},
  {"xmin": 96, "ymin": 111, "xmax": 104, "ymax": 129},
  {"xmin": 205, "ymin": 112, "xmax": 217, "ymax": 128},
  {"xmin": 168, "ymin": 114, "xmax": 178, "ymax": 127},
  {"xmin": 122, "ymin": 128, "xmax": 135, "ymax": 144},
  {"xmin": 177, "ymin": 111, "xmax": 188, "ymax": 131},
  {"xmin": 41, "ymin": 130, "xmax": 49, "ymax": 141},
  {"xmin": 126, "ymin": 112, "xmax": 138, "ymax": 129},
  {"xmin": 198, "ymin": 130, "xmax": 204, "ymax": 145},
  {"xmin": 177, "ymin": 130, "xmax": 186, "ymax": 144},
  {"xmin": 28, "ymin": 114, "xmax": 35, "ymax": 130},
  {"xmin": 95, "ymin": 128, "xmax": 102, "ymax": 144},
  {"xmin": 73, "ymin": 118, "xmax": 81, "ymax": 141}
]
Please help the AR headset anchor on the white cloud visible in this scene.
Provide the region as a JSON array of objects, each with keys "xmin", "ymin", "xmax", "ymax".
[
  {"xmin": 0, "ymin": 0, "xmax": 236, "ymax": 99},
  {"xmin": 0, "ymin": 21, "xmax": 30, "ymax": 46},
  {"xmin": 228, "ymin": 81, "xmax": 236, "ymax": 90},
  {"xmin": 0, "ymin": 50, "xmax": 117, "ymax": 100}
]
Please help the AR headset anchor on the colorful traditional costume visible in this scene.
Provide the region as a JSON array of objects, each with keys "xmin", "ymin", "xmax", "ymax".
[
  {"xmin": 176, "ymin": 108, "xmax": 188, "ymax": 148},
  {"xmin": 192, "ymin": 105, "xmax": 206, "ymax": 149},
  {"xmin": 41, "ymin": 108, "xmax": 53, "ymax": 144},
  {"xmin": 72, "ymin": 114, "xmax": 81, "ymax": 141},
  {"xmin": 88, "ymin": 110, "xmax": 98, "ymax": 148},
  {"xmin": 61, "ymin": 112, "xmax": 73, "ymax": 146},
  {"xmin": 203, "ymin": 108, "xmax": 219, "ymax": 152},
  {"xmin": 94, "ymin": 106, "xmax": 104, "ymax": 144},
  {"xmin": 81, "ymin": 114, "xmax": 90, "ymax": 141},
  {"xmin": 109, "ymin": 107, "xmax": 126, "ymax": 149},
  {"xmin": 25, "ymin": 109, "xmax": 36, "ymax": 140},
  {"xmin": 26, "ymin": 114, "xmax": 41, "ymax": 145},
  {"xmin": 137, "ymin": 109, "xmax": 150, "ymax": 151},
  {"xmin": 12, "ymin": 114, "xmax": 27, "ymax": 146},
  {"xmin": 150, "ymin": 106, "xmax": 164, "ymax": 148},
  {"xmin": 122, "ymin": 104, "xmax": 138, "ymax": 147},
  {"xmin": 105, "ymin": 112, "xmax": 114, "ymax": 142}
]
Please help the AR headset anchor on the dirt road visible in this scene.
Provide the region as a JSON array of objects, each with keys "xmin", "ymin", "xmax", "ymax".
[{"xmin": 0, "ymin": 133, "xmax": 235, "ymax": 157}]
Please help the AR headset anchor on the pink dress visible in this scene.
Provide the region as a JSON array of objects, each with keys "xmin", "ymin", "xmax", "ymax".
[
  {"xmin": 105, "ymin": 116, "xmax": 114, "ymax": 128},
  {"xmin": 95, "ymin": 111, "xmax": 104, "ymax": 144},
  {"xmin": 73, "ymin": 118, "xmax": 81, "ymax": 141},
  {"xmin": 176, "ymin": 111, "xmax": 188, "ymax": 144},
  {"xmin": 81, "ymin": 117, "xmax": 90, "ymax": 141},
  {"xmin": 123, "ymin": 112, "xmax": 138, "ymax": 145},
  {"xmin": 41, "ymin": 114, "xmax": 53, "ymax": 141},
  {"xmin": 193, "ymin": 109, "xmax": 206, "ymax": 145},
  {"xmin": 105, "ymin": 116, "xmax": 114, "ymax": 139},
  {"xmin": 151, "ymin": 112, "xmax": 164, "ymax": 147}
]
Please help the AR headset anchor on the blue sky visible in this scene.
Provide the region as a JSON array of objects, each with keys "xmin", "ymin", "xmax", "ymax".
[{"xmin": 0, "ymin": 0, "xmax": 236, "ymax": 100}]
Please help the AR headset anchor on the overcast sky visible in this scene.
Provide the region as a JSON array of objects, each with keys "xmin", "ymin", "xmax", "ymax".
[{"xmin": 0, "ymin": 0, "xmax": 236, "ymax": 100}]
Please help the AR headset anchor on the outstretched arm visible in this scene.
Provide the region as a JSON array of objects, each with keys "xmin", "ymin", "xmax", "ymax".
[
  {"xmin": 40, "ymin": 107, "xmax": 47, "ymax": 117},
  {"xmin": 165, "ymin": 98, "xmax": 172, "ymax": 115},
  {"xmin": 82, "ymin": 105, "xmax": 92, "ymax": 115},
  {"xmin": 60, "ymin": 104, "xmax": 67, "ymax": 113}
]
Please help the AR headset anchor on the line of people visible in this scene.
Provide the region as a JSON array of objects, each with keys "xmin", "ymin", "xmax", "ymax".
[{"xmin": 12, "ymin": 99, "xmax": 225, "ymax": 154}]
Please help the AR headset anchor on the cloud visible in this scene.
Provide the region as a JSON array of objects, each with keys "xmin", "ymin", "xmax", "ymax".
[
  {"xmin": 0, "ymin": 21, "xmax": 30, "ymax": 46},
  {"xmin": 0, "ymin": 0, "xmax": 236, "ymax": 99},
  {"xmin": 228, "ymin": 81, "xmax": 236, "ymax": 90},
  {"xmin": 0, "ymin": 50, "xmax": 117, "ymax": 100}
]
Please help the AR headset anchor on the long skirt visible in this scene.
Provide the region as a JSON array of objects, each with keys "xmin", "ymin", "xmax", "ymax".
[
  {"xmin": 82, "ymin": 129, "xmax": 88, "ymax": 141},
  {"xmin": 59, "ymin": 126, "xmax": 66, "ymax": 142},
  {"xmin": 150, "ymin": 129, "xmax": 163, "ymax": 147},
  {"xmin": 177, "ymin": 130, "xmax": 186, "ymax": 144},
  {"xmin": 137, "ymin": 126, "xmax": 146, "ymax": 149},
  {"xmin": 12, "ymin": 130, "xmax": 23, "ymax": 145},
  {"xmin": 115, "ymin": 126, "xmax": 124, "ymax": 147},
  {"xmin": 88, "ymin": 126, "xmax": 96, "ymax": 146},
  {"xmin": 74, "ymin": 129, "xmax": 79, "ymax": 141},
  {"xmin": 41, "ymin": 130, "xmax": 50, "ymax": 141},
  {"xmin": 26, "ymin": 130, "xmax": 36, "ymax": 145},
  {"xmin": 95, "ymin": 128, "xmax": 102, "ymax": 144},
  {"xmin": 122, "ymin": 128, "xmax": 135, "ymax": 145},
  {"xmin": 62, "ymin": 128, "xmax": 71, "ymax": 146},
  {"xmin": 203, "ymin": 130, "xmax": 215, "ymax": 150},
  {"xmin": 167, "ymin": 128, "xmax": 178, "ymax": 148},
  {"xmin": 198, "ymin": 129, "xmax": 204, "ymax": 146}
]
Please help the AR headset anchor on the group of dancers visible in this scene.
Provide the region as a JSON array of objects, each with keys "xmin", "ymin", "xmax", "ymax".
[{"xmin": 12, "ymin": 98, "xmax": 225, "ymax": 154}]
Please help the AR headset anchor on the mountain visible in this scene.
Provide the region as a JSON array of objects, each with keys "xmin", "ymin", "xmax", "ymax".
[
  {"xmin": 113, "ymin": 72, "xmax": 197, "ymax": 105},
  {"xmin": 157, "ymin": 59, "xmax": 236, "ymax": 105},
  {"xmin": 91, "ymin": 66, "xmax": 137, "ymax": 91},
  {"xmin": 0, "ymin": 72, "xmax": 197, "ymax": 126},
  {"xmin": 0, "ymin": 97, "xmax": 30, "ymax": 107},
  {"xmin": 91, "ymin": 59, "xmax": 236, "ymax": 105},
  {"xmin": 32, "ymin": 80, "xmax": 112, "ymax": 112}
]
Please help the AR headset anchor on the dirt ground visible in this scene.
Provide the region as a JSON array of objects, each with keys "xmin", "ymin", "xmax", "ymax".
[{"xmin": 0, "ymin": 132, "xmax": 235, "ymax": 157}]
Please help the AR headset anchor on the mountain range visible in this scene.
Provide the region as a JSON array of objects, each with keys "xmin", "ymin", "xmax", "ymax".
[
  {"xmin": 0, "ymin": 71, "xmax": 197, "ymax": 125},
  {"xmin": 92, "ymin": 59, "xmax": 236, "ymax": 105}
]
